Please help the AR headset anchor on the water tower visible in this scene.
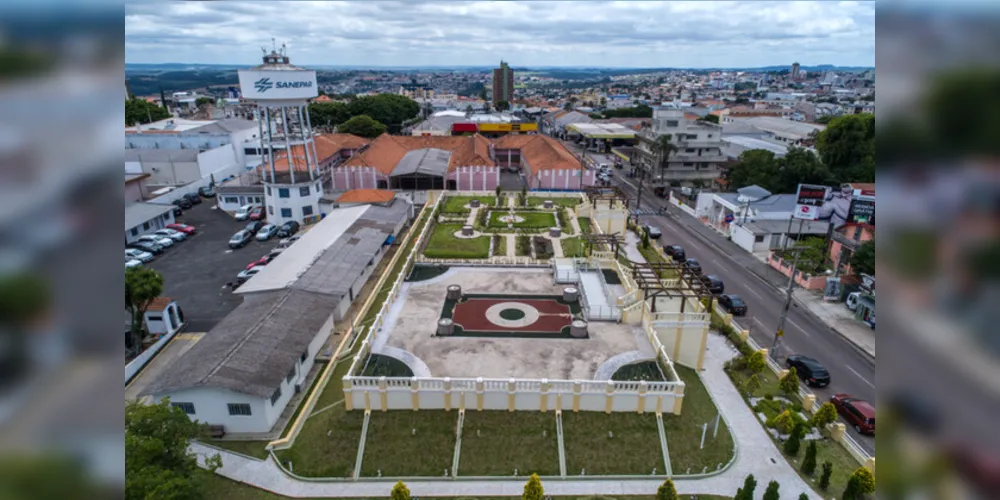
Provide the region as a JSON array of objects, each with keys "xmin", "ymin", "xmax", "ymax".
[{"xmin": 238, "ymin": 41, "xmax": 322, "ymax": 225}]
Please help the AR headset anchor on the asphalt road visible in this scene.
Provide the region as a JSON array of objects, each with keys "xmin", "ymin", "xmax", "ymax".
[{"xmin": 568, "ymin": 145, "xmax": 877, "ymax": 454}]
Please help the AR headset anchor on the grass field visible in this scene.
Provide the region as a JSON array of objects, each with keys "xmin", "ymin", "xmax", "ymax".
[
  {"xmin": 441, "ymin": 196, "xmax": 496, "ymax": 214},
  {"xmin": 578, "ymin": 217, "xmax": 593, "ymax": 235},
  {"xmin": 361, "ymin": 411, "xmax": 459, "ymax": 477},
  {"xmin": 459, "ymin": 411, "xmax": 560, "ymax": 476},
  {"xmin": 274, "ymin": 407, "xmax": 365, "ymax": 478},
  {"xmin": 527, "ymin": 196, "xmax": 582, "ymax": 208},
  {"xmin": 562, "ymin": 412, "xmax": 664, "ymax": 475},
  {"xmin": 488, "ymin": 211, "xmax": 557, "ymax": 229},
  {"xmin": 423, "ymin": 223, "xmax": 491, "ymax": 259},
  {"xmin": 560, "ymin": 237, "xmax": 584, "ymax": 257},
  {"xmin": 661, "ymin": 366, "xmax": 735, "ymax": 474}
]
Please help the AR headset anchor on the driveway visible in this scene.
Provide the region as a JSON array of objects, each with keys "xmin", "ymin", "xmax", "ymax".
[{"xmin": 145, "ymin": 201, "xmax": 281, "ymax": 332}]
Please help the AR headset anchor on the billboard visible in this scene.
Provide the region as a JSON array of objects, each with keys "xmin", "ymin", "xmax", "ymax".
[
  {"xmin": 793, "ymin": 184, "xmax": 829, "ymax": 220},
  {"xmin": 237, "ymin": 69, "xmax": 318, "ymax": 100},
  {"xmin": 847, "ymin": 196, "xmax": 875, "ymax": 226}
]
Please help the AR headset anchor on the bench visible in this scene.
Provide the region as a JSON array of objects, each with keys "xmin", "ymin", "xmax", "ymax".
[{"xmin": 207, "ymin": 425, "xmax": 226, "ymax": 439}]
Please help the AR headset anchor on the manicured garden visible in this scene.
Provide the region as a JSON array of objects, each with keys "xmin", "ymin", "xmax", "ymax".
[
  {"xmin": 423, "ymin": 224, "xmax": 491, "ymax": 259},
  {"xmin": 487, "ymin": 210, "xmax": 557, "ymax": 229},
  {"xmin": 527, "ymin": 196, "xmax": 582, "ymax": 208},
  {"xmin": 440, "ymin": 195, "xmax": 497, "ymax": 214},
  {"xmin": 560, "ymin": 237, "xmax": 584, "ymax": 257},
  {"xmin": 459, "ymin": 411, "xmax": 560, "ymax": 476}
]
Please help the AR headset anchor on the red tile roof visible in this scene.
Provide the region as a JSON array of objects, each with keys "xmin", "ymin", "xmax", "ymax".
[
  {"xmin": 270, "ymin": 134, "xmax": 369, "ymax": 172},
  {"xmin": 336, "ymin": 189, "xmax": 396, "ymax": 204},
  {"xmin": 341, "ymin": 134, "xmax": 493, "ymax": 175},
  {"xmin": 148, "ymin": 297, "xmax": 172, "ymax": 312}
]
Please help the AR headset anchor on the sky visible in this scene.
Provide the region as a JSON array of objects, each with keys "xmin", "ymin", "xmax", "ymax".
[{"xmin": 125, "ymin": 1, "xmax": 875, "ymax": 68}]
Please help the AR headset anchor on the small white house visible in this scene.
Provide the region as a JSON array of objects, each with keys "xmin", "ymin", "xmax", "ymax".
[{"xmin": 125, "ymin": 202, "xmax": 176, "ymax": 245}]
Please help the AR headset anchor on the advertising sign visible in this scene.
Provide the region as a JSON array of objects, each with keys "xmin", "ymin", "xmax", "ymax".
[
  {"xmin": 238, "ymin": 69, "xmax": 318, "ymax": 100},
  {"xmin": 847, "ymin": 196, "xmax": 875, "ymax": 226},
  {"xmin": 793, "ymin": 184, "xmax": 829, "ymax": 220}
]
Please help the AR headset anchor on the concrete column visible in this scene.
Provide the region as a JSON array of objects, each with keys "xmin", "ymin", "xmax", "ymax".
[
  {"xmin": 379, "ymin": 377, "xmax": 388, "ymax": 412},
  {"xmin": 605, "ymin": 381, "xmax": 615, "ymax": 414},
  {"xmin": 443, "ymin": 377, "xmax": 452, "ymax": 412},
  {"xmin": 638, "ymin": 381, "xmax": 648, "ymax": 414},
  {"xmin": 864, "ymin": 457, "xmax": 875, "ymax": 474},
  {"xmin": 507, "ymin": 378, "xmax": 516, "ymax": 412},
  {"xmin": 672, "ymin": 383, "xmax": 685, "ymax": 416},
  {"xmin": 759, "ymin": 348, "xmax": 770, "ymax": 359},
  {"xmin": 802, "ymin": 394, "xmax": 816, "ymax": 412},
  {"xmin": 673, "ymin": 325, "xmax": 683, "ymax": 362},
  {"xmin": 540, "ymin": 379, "xmax": 550, "ymax": 413},
  {"xmin": 476, "ymin": 377, "xmax": 484, "ymax": 411},
  {"xmin": 343, "ymin": 377, "xmax": 354, "ymax": 411},
  {"xmin": 779, "ymin": 368, "xmax": 790, "ymax": 378},
  {"xmin": 572, "ymin": 381, "xmax": 581, "ymax": 412},
  {"xmin": 740, "ymin": 329, "xmax": 750, "ymax": 341},
  {"xmin": 829, "ymin": 422, "xmax": 846, "ymax": 441},
  {"xmin": 411, "ymin": 377, "xmax": 420, "ymax": 411},
  {"xmin": 364, "ymin": 390, "xmax": 371, "ymax": 412}
]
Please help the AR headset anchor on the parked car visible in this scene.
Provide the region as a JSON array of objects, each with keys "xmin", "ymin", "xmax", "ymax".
[
  {"xmin": 228, "ymin": 230, "xmax": 253, "ymax": 249},
  {"xmin": 267, "ymin": 247, "xmax": 285, "ymax": 260},
  {"xmin": 198, "ymin": 186, "xmax": 216, "ymax": 198},
  {"xmin": 663, "ymin": 245, "xmax": 686, "ymax": 261},
  {"xmin": 276, "ymin": 234, "xmax": 301, "ymax": 248},
  {"xmin": 276, "ymin": 220, "xmax": 300, "ymax": 238},
  {"xmin": 830, "ymin": 394, "xmax": 876, "ymax": 435},
  {"xmin": 171, "ymin": 206, "xmax": 183, "ymax": 217},
  {"xmin": 172, "ymin": 198, "xmax": 192, "ymax": 210},
  {"xmin": 128, "ymin": 241, "xmax": 164, "ymax": 255},
  {"xmin": 125, "ymin": 248, "xmax": 154, "ymax": 263},
  {"xmin": 126, "ymin": 258, "xmax": 143, "ymax": 269},
  {"xmin": 234, "ymin": 204, "xmax": 257, "ymax": 221},
  {"xmin": 248, "ymin": 206, "xmax": 266, "ymax": 221},
  {"xmin": 700, "ymin": 274, "xmax": 725, "ymax": 295},
  {"xmin": 153, "ymin": 228, "xmax": 186, "ymax": 242},
  {"xmin": 642, "ymin": 224, "xmax": 662, "ymax": 239},
  {"xmin": 846, "ymin": 291, "xmax": 861, "ymax": 311},
  {"xmin": 717, "ymin": 293, "xmax": 747, "ymax": 316},
  {"xmin": 256, "ymin": 223, "xmax": 278, "ymax": 241},
  {"xmin": 245, "ymin": 220, "xmax": 266, "ymax": 234},
  {"xmin": 165, "ymin": 223, "xmax": 196, "ymax": 235},
  {"xmin": 785, "ymin": 354, "xmax": 831, "ymax": 387},
  {"xmin": 182, "ymin": 193, "xmax": 202, "ymax": 205},
  {"xmin": 236, "ymin": 266, "xmax": 263, "ymax": 283},
  {"xmin": 137, "ymin": 234, "xmax": 174, "ymax": 248},
  {"xmin": 684, "ymin": 258, "xmax": 702, "ymax": 274},
  {"xmin": 245, "ymin": 255, "xmax": 272, "ymax": 271}
]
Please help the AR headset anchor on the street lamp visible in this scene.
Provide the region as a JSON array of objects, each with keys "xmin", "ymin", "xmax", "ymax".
[{"xmin": 771, "ymin": 241, "xmax": 807, "ymax": 361}]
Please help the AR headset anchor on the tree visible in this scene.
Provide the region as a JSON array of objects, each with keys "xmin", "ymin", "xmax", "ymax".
[
  {"xmin": 496, "ymin": 100, "xmax": 511, "ymax": 111},
  {"xmin": 783, "ymin": 422, "xmax": 804, "ymax": 455},
  {"xmin": 699, "ymin": 113, "xmax": 720, "ymax": 124},
  {"xmin": 656, "ymin": 478, "xmax": 678, "ymax": 500},
  {"xmin": 479, "ymin": 86, "xmax": 488, "ymax": 102},
  {"xmin": 735, "ymin": 474, "xmax": 757, "ymax": 500},
  {"xmin": 347, "ymin": 94, "xmax": 420, "ymax": 133},
  {"xmin": 727, "ymin": 149, "xmax": 780, "ymax": 192},
  {"xmin": 0, "ymin": 454, "xmax": 100, "ymax": 498},
  {"xmin": 922, "ymin": 68, "xmax": 1000, "ymax": 158},
  {"xmin": 778, "ymin": 147, "xmax": 834, "ymax": 194},
  {"xmin": 742, "ymin": 373, "xmax": 761, "ymax": 396},
  {"xmin": 770, "ymin": 409, "xmax": 797, "ymax": 435},
  {"xmin": 308, "ymin": 102, "xmax": 352, "ymax": 132},
  {"xmin": 799, "ymin": 494, "xmax": 809, "ymax": 500},
  {"xmin": 126, "ymin": 399, "xmax": 220, "ymax": 500},
  {"xmin": 522, "ymin": 473, "xmax": 544, "ymax": 500},
  {"xmin": 850, "ymin": 240, "xmax": 875, "ymax": 277},
  {"xmin": 779, "ymin": 367, "xmax": 799, "ymax": 396},
  {"xmin": 195, "ymin": 96, "xmax": 213, "ymax": 108},
  {"xmin": 845, "ymin": 467, "xmax": 875, "ymax": 498},
  {"xmin": 0, "ymin": 272, "xmax": 50, "ymax": 385},
  {"xmin": 792, "ymin": 236, "xmax": 829, "ymax": 275},
  {"xmin": 811, "ymin": 402, "xmax": 838, "ymax": 429},
  {"xmin": 746, "ymin": 350, "xmax": 766, "ymax": 375},
  {"xmin": 337, "ymin": 114, "xmax": 388, "ymax": 138},
  {"xmin": 391, "ymin": 481, "xmax": 411, "ymax": 500},
  {"xmin": 125, "ymin": 98, "xmax": 170, "ymax": 126},
  {"xmin": 815, "ymin": 113, "xmax": 874, "ymax": 184},
  {"xmin": 801, "ymin": 440, "xmax": 818, "ymax": 475},
  {"xmin": 651, "ymin": 134, "xmax": 678, "ymax": 176},
  {"xmin": 563, "ymin": 102, "xmax": 572, "ymax": 111},
  {"xmin": 125, "ymin": 267, "xmax": 164, "ymax": 355},
  {"xmin": 762, "ymin": 480, "xmax": 780, "ymax": 500},
  {"xmin": 819, "ymin": 461, "xmax": 833, "ymax": 490},
  {"xmin": 641, "ymin": 231, "xmax": 650, "ymax": 249},
  {"xmin": 495, "ymin": 185, "xmax": 502, "ymax": 200},
  {"xmin": 600, "ymin": 96, "xmax": 607, "ymax": 107}
]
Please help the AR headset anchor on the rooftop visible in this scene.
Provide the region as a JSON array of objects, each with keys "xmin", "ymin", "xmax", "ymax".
[
  {"xmin": 732, "ymin": 116, "xmax": 825, "ymax": 140},
  {"xmin": 125, "ymin": 202, "xmax": 173, "ymax": 230},
  {"xmin": 336, "ymin": 189, "xmax": 396, "ymax": 204},
  {"xmin": 722, "ymin": 136, "xmax": 789, "ymax": 156},
  {"xmin": 716, "ymin": 192, "xmax": 798, "ymax": 214}
]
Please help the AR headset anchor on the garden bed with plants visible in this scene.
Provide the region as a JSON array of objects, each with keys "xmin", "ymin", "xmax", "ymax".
[
  {"xmin": 440, "ymin": 195, "xmax": 498, "ymax": 215},
  {"xmin": 487, "ymin": 211, "xmax": 557, "ymax": 229}
]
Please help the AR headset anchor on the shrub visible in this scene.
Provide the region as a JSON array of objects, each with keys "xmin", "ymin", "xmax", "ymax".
[
  {"xmin": 391, "ymin": 481, "xmax": 410, "ymax": 500},
  {"xmin": 798, "ymin": 494, "xmax": 809, "ymax": 500},
  {"xmin": 532, "ymin": 236, "xmax": 554, "ymax": 259},
  {"xmin": 783, "ymin": 422, "xmax": 804, "ymax": 455},
  {"xmin": 735, "ymin": 474, "xmax": 757, "ymax": 500},
  {"xmin": 641, "ymin": 231, "xmax": 650, "ymax": 249},
  {"xmin": 495, "ymin": 185, "xmax": 502, "ymax": 201},
  {"xmin": 801, "ymin": 440, "xmax": 818, "ymax": 475},
  {"xmin": 811, "ymin": 402, "xmax": 838, "ymax": 429},
  {"xmin": 746, "ymin": 350, "xmax": 766, "ymax": 374},
  {"xmin": 762, "ymin": 480, "xmax": 780, "ymax": 500},
  {"xmin": 556, "ymin": 208, "xmax": 574, "ymax": 234},
  {"xmin": 848, "ymin": 467, "xmax": 875, "ymax": 497},
  {"xmin": 742, "ymin": 373, "xmax": 761, "ymax": 396},
  {"xmin": 769, "ymin": 409, "xmax": 797, "ymax": 435},
  {"xmin": 523, "ymin": 473, "xmax": 543, "ymax": 500},
  {"xmin": 656, "ymin": 479, "xmax": 678, "ymax": 500},
  {"xmin": 516, "ymin": 235, "xmax": 531, "ymax": 256},
  {"xmin": 819, "ymin": 461, "xmax": 833, "ymax": 490},
  {"xmin": 477, "ymin": 207, "xmax": 489, "ymax": 227},
  {"xmin": 779, "ymin": 367, "xmax": 799, "ymax": 396}
]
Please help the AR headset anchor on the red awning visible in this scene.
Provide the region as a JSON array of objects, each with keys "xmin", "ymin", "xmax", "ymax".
[{"xmin": 452, "ymin": 123, "xmax": 478, "ymax": 132}]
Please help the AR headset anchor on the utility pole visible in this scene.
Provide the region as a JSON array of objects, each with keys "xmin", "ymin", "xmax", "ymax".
[{"xmin": 771, "ymin": 218, "xmax": 806, "ymax": 360}]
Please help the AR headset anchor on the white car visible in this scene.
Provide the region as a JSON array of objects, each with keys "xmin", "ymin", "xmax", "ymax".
[
  {"xmin": 126, "ymin": 258, "xmax": 143, "ymax": 268},
  {"xmin": 276, "ymin": 234, "xmax": 302, "ymax": 249},
  {"xmin": 125, "ymin": 248, "xmax": 154, "ymax": 263},
  {"xmin": 234, "ymin": 204, "xmax": 257, "ymax": 221},
  {"xmin": 236, "ymin": 266, "xmax": 263, "ymax": 282},
  {"xmin": 153, "ymin": 228, "xmax": 186, "ymax": 242},
  {"xmin": 137, "ymin": 234, "xmax": 174, "ymax": 248}
]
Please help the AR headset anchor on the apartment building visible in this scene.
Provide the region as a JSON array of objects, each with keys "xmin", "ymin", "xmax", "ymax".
[{"xmin": 634, "ymin": 108, "xmax": 726, "ymax": 187}]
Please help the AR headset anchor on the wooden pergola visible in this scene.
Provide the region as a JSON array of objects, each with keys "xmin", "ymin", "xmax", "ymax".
[
  {"xmin": 583, "ymin": 233, "xmax": 624, "ymax": 256},
  {"xmin": 584, "ymin": 185, "xmax": 630, "ymax": 209},
  {"xmin": 631, "ymin": 262, "xmax": 714, "ymax": 313}
]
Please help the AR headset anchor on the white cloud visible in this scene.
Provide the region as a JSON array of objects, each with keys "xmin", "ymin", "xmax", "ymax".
[{"xmin": 125, "ymin": 0, "xmax": 875, "ymax": 67}]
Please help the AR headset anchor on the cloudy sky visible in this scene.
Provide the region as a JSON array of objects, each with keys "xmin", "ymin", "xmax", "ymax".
[{"xmin": 125, "ymin": 1, "xmax": 875, "ymax": 68}]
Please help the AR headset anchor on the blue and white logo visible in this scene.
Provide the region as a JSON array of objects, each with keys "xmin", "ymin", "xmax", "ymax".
[{"xmin": 254, "ymin": 78, "xmax": 273, "ymax": 93}]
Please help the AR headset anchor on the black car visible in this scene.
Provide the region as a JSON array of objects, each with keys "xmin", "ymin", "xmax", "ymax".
[
  {"xmin": 786, "ymin": 354, "xmax": 831, "ymax": 387},
  {"xmin": 700, "ymin": 274, "xmax": 725, "ymax": 295},
  {"xmin": 663, "ymin": 245, "xmax": 686, "ymax": 261},
  {"xmin": 717, "ymin": 293, "xmax": 747, "ymax": 316},
  {"xmin": 171, "ymin": 206, "xmax": 183, "ymax": 217},
  {"xmin": 183, "ymin": 193, "xmax": 202, "ymax": 205},
  {"xmin": 198, "ymin": 186, "xmax": 216, "ymax": 198},
  {"xmin": 245, "ymin": 220, "xmax": 266, "ymax": 234},
  {"xmin": 642, "ymin": 224, "xmax": 662, "ymax": 239},
  {"xmin": 172, "ymin": 198, "xmax": 192, "ymax": 210},
  {"xmin": 128, "ymin": 241, "xmax": 164, "ymax": 255},
  {"xmin": 684, "ymin": 258, "xmax": 702, "ymax": 274},
  {"xmin": 276, "ymin": 220, "xmax": 300, "ymax": 238}
]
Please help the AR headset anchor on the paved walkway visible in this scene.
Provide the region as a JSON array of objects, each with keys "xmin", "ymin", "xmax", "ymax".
[
  {"xmin": 193, "ymin": 335, "xmax": 820, "ymax": 499},
  {"xmin": 623, "ymin": 231, "xmax": 647, "ymax": 263},
  {"xmin": 794, "ymin": 289, "xmax": 875, "ymax": 357}
]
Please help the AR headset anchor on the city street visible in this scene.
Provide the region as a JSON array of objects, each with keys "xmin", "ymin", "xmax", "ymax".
[{"xmin": 564, "ymin": 142, "xmax": 877, "ymax": 454}]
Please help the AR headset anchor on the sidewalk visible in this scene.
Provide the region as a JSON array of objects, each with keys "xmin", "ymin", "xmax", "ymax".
[
  {"xmin": 794, "ymin": 289, "xmax": 875, "ymax": 358},
  {"xmin": 192, "ymin": 334, "xmax": 819, "ymax": 499}
]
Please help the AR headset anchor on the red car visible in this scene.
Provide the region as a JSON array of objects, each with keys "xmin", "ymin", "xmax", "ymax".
[
  {"xmin": 165, "ymin": 223, "xmax": 196, "ymax": 235},
  {"xmin": 248, "ymin": 206, "xmax": 265, "ymax": 221},
  {"xmin": 830, "ymin": 393, "xmax": 876, "ymax": 435},
  {"xmin": 245, "ymin": 256, "xmax": 270, "ymax": 271}
]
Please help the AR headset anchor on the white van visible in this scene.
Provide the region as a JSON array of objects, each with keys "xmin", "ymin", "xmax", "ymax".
[
  {"xmin": 234, "ymin": 204, "xmax": 257, "ymax": 221},
  {"xmin": 845, "ymin": 291, "xmax": 860, "ymax": 311}
]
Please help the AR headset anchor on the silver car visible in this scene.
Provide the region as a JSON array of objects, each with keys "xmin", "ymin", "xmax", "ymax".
[
  {"xmin": 125, "ymin": 248, "xmax": 154, "ymax": 263},
  {"xmin": 153, "ymin": 228, "xmax": 186, "ymax": 242},
  {"xmin": 255, "ymin": 224, "xmax": 278, "ymax": 241},
  {"xmin": 137, "ymin": 234, "xmax": 174, "ymax": 248}
]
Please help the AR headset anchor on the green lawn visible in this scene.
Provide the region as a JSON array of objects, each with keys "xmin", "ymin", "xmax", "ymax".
[
  {"xmin": 493, "ymin": 234, "xmax": 507, "ymax": 256},
  {"xmin": 527, "ymin": 196, "xmax": 582, "ymax": 208},
  {"xmin": 423, "ymin": 223, "xmax": 491, "ymax": 259},
  {"xmin": 560, "ymin": 237, "xmax": 585, "ymax": 257},
  {"xmin": 459, "ymin": 411, "xmax": 560, "ymax": 476},
  {"xmin": 487, "ymin": 211, "xmax": 557, "ymax": 229},
  {"xmin": 360, "ymin": 411, "xmax": 459, "ymax": 477},
  {"xmin": 661, "ymin": 366, "xmax": 735, "ymax": 474},
  {"xmin": 611, "ymin": 361, "xmax": 665, "ymax": 382},
  {"xmin": 274, "ymin": 407, "xmax": 365, "ymax": 478},
  {"xmin": 441, "ymin": 196, "xmax": 496, "ymax": 214},
  {"xmin": 578, "ymin": 217, "xmax": 593, "ymax": 235},
  {"xmin": 562, "ymin": 412, "xmax": 664, "ymax": 475}
]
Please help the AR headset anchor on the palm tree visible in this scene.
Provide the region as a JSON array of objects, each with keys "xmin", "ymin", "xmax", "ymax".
[{"xmin": 650, "ymin": 134, "xmax": 678, "ymax": 177}]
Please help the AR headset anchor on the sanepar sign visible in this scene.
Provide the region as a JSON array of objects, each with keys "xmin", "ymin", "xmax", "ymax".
[{"xmin": 238, "ymin": 69, "xmax": 318, "ymax": 100}]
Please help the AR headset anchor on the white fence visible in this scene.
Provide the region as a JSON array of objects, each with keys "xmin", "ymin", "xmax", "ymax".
[{"xmin": 125, "ymin": 326, "xmax": 183, "ymax": 384}]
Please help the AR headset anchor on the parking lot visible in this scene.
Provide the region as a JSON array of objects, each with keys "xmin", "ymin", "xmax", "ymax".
[{"xmin": 145, "ymin": 201, "xmax": 282, "ymax": 332}]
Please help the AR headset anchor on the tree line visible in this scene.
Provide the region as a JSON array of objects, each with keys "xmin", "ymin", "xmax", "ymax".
[{"xmin": 307, "ymin": 93, "xmax": 420, "ymax": 138}]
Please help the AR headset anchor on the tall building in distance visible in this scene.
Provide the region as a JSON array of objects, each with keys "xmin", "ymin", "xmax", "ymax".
[
  {"xmin": 492, "ymin": 60, "xmax": 514, "ymax": 103},
  {"xmin": 791, "ymin": 62, "xmax": 801, "ymax": 80}
]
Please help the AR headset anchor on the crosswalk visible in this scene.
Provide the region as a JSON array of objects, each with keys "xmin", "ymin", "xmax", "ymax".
[{"xmin": 631, "ymin": 207, "xmax": 666, "ymax": 216}]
